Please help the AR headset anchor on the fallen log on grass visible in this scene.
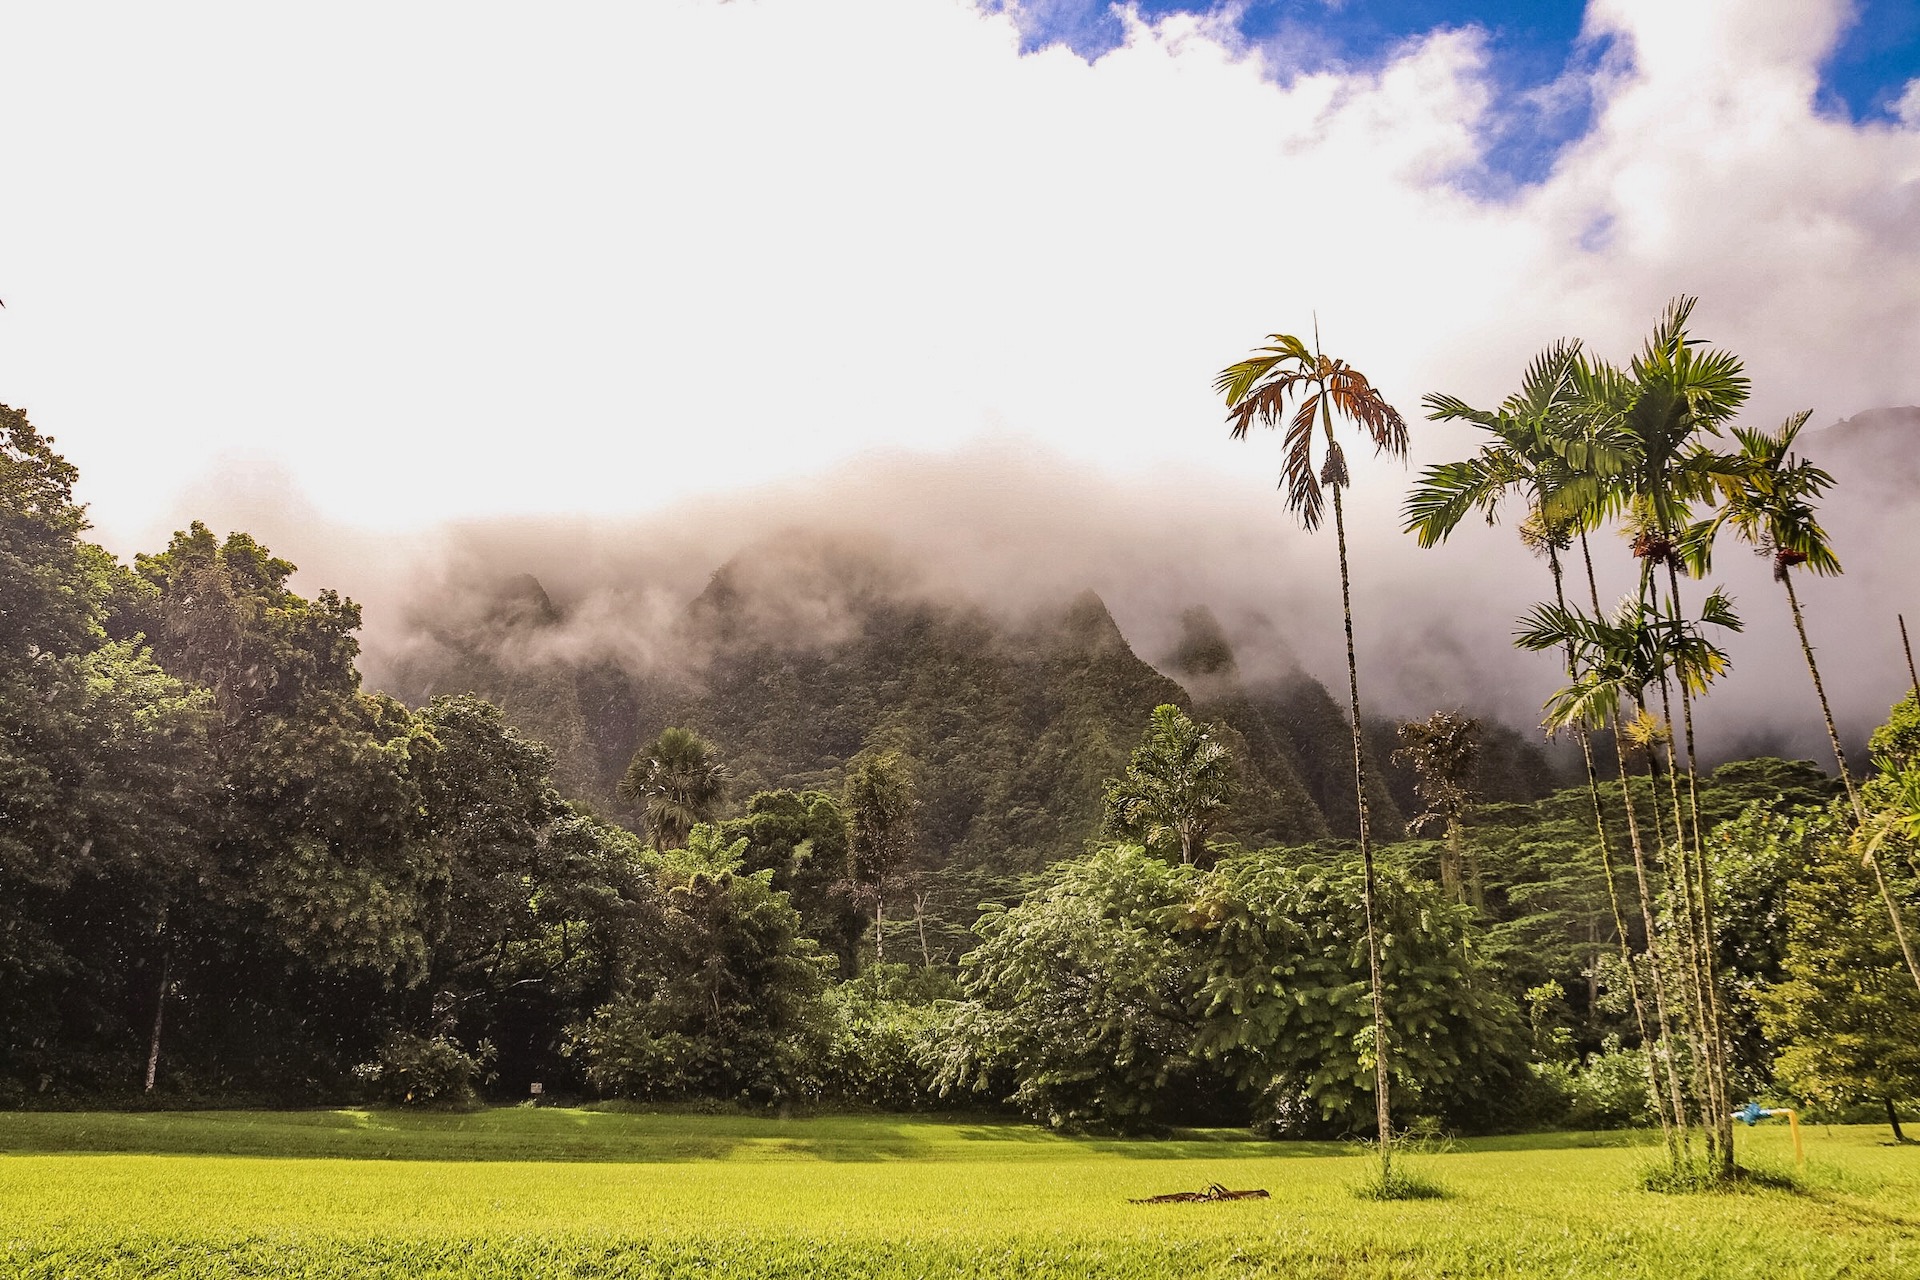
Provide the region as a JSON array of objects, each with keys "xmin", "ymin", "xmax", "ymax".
[{"xmin": 1128, "ymin": 1183, "xmax": 1270, "ymax": 1204}]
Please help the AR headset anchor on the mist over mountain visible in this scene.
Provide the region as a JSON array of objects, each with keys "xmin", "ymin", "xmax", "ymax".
[
  {"xmin": 133, "ymin": 406, "xmax": 1920, "ymax": 819},
  {"xmin": 381, "ymin": 531, "xmax": 1388, "ymax": 876}
]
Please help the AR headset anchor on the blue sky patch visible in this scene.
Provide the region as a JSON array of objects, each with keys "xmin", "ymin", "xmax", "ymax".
[{"xmin": 987, "ymin": 1, "xmax": 1920, "ymax": 191}]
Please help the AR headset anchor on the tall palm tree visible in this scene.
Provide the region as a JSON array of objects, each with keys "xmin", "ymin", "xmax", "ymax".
[
  {"xmin": 1217, "ymin": 326, "xmax": 1407, "ymax": 1174},
  {"xmin": 1687, "ymin": 414, "xmax": 1920, "ymax": 996},
  {"xmin": 1564, "ymin": 298, "xmax": 1752, "ymax": 1175},
  {"xmin": 618, "ymin": 726, "xmax": 730, "ymax": 851},
  {"xmin": 1404, "ymin": 339, "xmax": 1630, "ymax": 554},
  {"xmin": 1405, "ymin": 344, "xmax": 1669, "ymax": 1130},
  {"xmin": 1519, "ymin": 595, "xmax": 1742, "ymax": 1162}
]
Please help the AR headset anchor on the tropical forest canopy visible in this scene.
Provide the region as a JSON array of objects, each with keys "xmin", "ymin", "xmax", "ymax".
[{"xmin": 2, "ymin": 299, "xmax": 1917, "ymax": 1164}]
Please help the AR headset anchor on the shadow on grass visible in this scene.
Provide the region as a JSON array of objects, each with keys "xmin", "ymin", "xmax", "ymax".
[{"xmin": 0, "ymin": 1110, "xmax": 1716, "ymax": 1168}]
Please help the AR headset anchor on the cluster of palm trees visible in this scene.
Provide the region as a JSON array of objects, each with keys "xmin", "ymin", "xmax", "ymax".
[{"xmin": 1218, "ymin": 296, "xmax": 1917, "ymax": 1185}]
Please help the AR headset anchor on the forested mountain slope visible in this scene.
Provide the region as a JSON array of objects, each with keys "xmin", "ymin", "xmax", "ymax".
[{"xmin": 384, "ymin": 537, "xmax": 1565, "ymax": 877}]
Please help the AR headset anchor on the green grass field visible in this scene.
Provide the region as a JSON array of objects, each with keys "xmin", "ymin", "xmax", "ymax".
[{"xmin": 2, "ymin": 1109, "xmax": 1915, "ymax": 1278}]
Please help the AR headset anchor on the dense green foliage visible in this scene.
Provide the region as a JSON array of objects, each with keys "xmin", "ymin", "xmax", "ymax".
[{"xmin": 3, "ymin": 398, "xmax": 1915, "ymax": 1147}]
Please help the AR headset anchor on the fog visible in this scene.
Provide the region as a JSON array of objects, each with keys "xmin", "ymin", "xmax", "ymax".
[{"xmin": 110, "ymin": 406, "xmax": 1920, "ymax": 769}]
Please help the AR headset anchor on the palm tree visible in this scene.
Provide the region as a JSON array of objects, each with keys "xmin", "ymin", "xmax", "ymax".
[
  {"xmin": 1103, "ymin": 704, "xmax": 1238, "ymax": 866},
  {"xmin": 1217, "ymin": 325, "xmax": 1407, "ymax": 1173},
  {"xmin": 1562, "ymin": 298, "xmax": 1753, "ymax": 1175},
  {"xmin": 1519, "ymin": 595, "xmax": 1740, "ymax": 1162},
  {"xmin": 1404, "ymin": 339, "xmax": 1630, "ymax": 554},
  {"xmin": 1688, "ymin": 413, "xmax": 1920, "ymax": 996},
  {"xmin": 618, "ymin": 727, "xmax": 730, "ymax": 851},
  {"xmin": 1405, "ymin": 344, "xmax": 1670, "ymax": 1127},
  {"xmin": 1391, "ymin": 711, "xmax": 1483, "ymax": 907}
]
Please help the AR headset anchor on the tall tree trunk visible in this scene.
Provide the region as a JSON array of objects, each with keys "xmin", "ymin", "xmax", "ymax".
[
  {"xmin": 914, "ymin": 890, "xmax": 932, "ymax": 969},
  {"xmin": 1662, "ymin": 557, "xmax": 1731, "ymax": 1173},
  {"xmin": 1582, "ymin": 535, "xmax": 1687, "ymax": 1155},
  {"xmin": 1655, "ymin": 676, "xmax": 1723, "ymax": 1170},
  {"xmin": 1332, "ymin": 484, "xmax": 1393, "ymax": 1174},
  {"xmin": 1437, "ymin": 831, "xmax": 1463, "ymax": 904},
  {"xmin": 1889, "ymin": 1097, "xmax": 1908, "ymax": 1144},
  {"xmin": 1902, "ymin": 614, "xmax": 1919, "ymax": 702},
  {"xmin": 1560, "ymin": 538, "xmax": 1673, "ymax": 1149},
  {"xmin": 1614, "ymin": 714, "xmax": 1692, "ymax": 1158},
  {"xmin": 1790, "ymin": 577, "xmax": 1920, "ymax": 996},
  {"xmin": 145, "ymin": 942, "xmax": 171, "ymax": 1094}
]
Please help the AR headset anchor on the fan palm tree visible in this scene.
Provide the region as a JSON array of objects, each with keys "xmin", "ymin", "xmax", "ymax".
[
  {"xmin": 618, "ymin": 727, "xmax": 730, "ymax": 851},
  {"xmin": 1216, "ymin": 325, "xmax": 1407, "ymax": 1173},
  {"xmin": 1688, "ymin": 414, "xmax": 1920, "ymax": 996}
]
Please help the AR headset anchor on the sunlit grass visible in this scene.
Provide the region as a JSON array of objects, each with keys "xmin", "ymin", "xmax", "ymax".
[{"xmin": 2, "ymin": 1111, "xmax": 1916, "ymax": 1277}]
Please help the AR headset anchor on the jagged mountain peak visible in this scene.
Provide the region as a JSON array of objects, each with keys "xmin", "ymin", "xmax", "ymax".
[{"xmin": 1165, "ymin": 605, "xmax": 1239, "ymax": 683}]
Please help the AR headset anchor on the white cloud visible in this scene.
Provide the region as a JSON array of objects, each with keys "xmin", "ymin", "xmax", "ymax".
[{"xmin": 0, "ymin": 0, "xmax": 1913, "ymax": 556}]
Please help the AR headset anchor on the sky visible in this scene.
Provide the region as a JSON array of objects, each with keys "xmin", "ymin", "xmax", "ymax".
[{"xmin": 1, "ymin": 0, "xmax": 1917, "ymax": 557}]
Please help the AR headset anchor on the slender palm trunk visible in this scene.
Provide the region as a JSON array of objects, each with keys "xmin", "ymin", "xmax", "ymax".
[
  {"xmin": 1615, "ymin": 710, "xmax": 1693, "ymax": 1153},
  {"xmin": 1655, "ymin": 676, "xmax": 1724, "ymax": 1168},
  {"xmin": 1549, "ymin": 543, "xmax": 1671, "ymax": 1144},
  {"xmin": 1789, "ymin": 579, "xmax": 1920, "ymax": 995},
  {"xmin": 1662, "ymin": 558, "xmax": 1733, "ymax": 1171},
  {"xmin": 1332, "ymin": 483, "xmax": 1393, "ymax": 1173},
  {"xmin": 1582, "ymin": 534, "xmax": 1687, "ymax": 1159}
]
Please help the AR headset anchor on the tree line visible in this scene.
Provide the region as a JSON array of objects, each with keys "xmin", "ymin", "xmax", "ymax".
[{"xmin": 3, "ymin": 287, "xmax": 1917, "ymax": 1164}]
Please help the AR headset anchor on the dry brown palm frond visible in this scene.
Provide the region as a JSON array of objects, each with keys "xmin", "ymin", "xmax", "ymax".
[{"xmin": 1326, "ymin": 364, "xmax": 1410, "ymax": 455}]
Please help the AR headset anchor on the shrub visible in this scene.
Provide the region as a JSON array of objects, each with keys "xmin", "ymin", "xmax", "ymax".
[{"xmin": 353, "ymin": 1032, "xmax": 494, "ymax": 1107}]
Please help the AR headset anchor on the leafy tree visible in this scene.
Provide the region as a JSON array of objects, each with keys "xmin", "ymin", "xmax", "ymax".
[
  {"xmin": 817, "ymin": 963, "xmax": 955, "ymax": 1112},
  {"xmin": 717, "ymin": 789, "xmax": 867, "ymax": 975},
  {"xmin": 618, "ymin": 726, "xmax": 729, "ymax": 851},
  {"xmin": 1102, "ymin": 704, "xmax": 1237, "ymax": 866},
  {"xmin": 936, "ymin": 846, "xmax": 1207, "ymax": 1131},
  {"xmin": 1704, "ymin": 802, "xmax": 1836, "ymax": 1094},
  {"xmin": 573, "ymin": 825, "xmax": 831, "ymax": 1103},
  {"xmin": 1185, "ymin": 854, "xmax": 1524, "ymax": 1136},
  {"xmin": 0, "ymin": 404, "xmax": 106, "ymax": 657},
  {"xmin": 0, "ymin": 410, "xmax": 220, "ymax": 1095},
  {"xmin": 114, "ymin": 526, "xmax": 453, "ymax": 1093},
  {"xmin": 1217, "ymin": 327, "xmax": 1410, "ymax": 1172},
  {"xmin": 843, "ymin": 748, "xmax": 918, "ymax": 963},
  {"xmin": 1759, "ymin": 825, "xmax": 1920, "ymax": 1140}
]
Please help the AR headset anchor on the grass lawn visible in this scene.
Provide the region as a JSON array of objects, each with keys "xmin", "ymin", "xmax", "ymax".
[{"xmin": 2, "ymin": 1109, "xmax": 1916, "ymax": 1277}]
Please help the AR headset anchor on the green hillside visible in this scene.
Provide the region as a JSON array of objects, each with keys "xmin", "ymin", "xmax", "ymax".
[{"xmin": 383, "ymin": 540, "xmax": 1563, "ymax": 892}]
